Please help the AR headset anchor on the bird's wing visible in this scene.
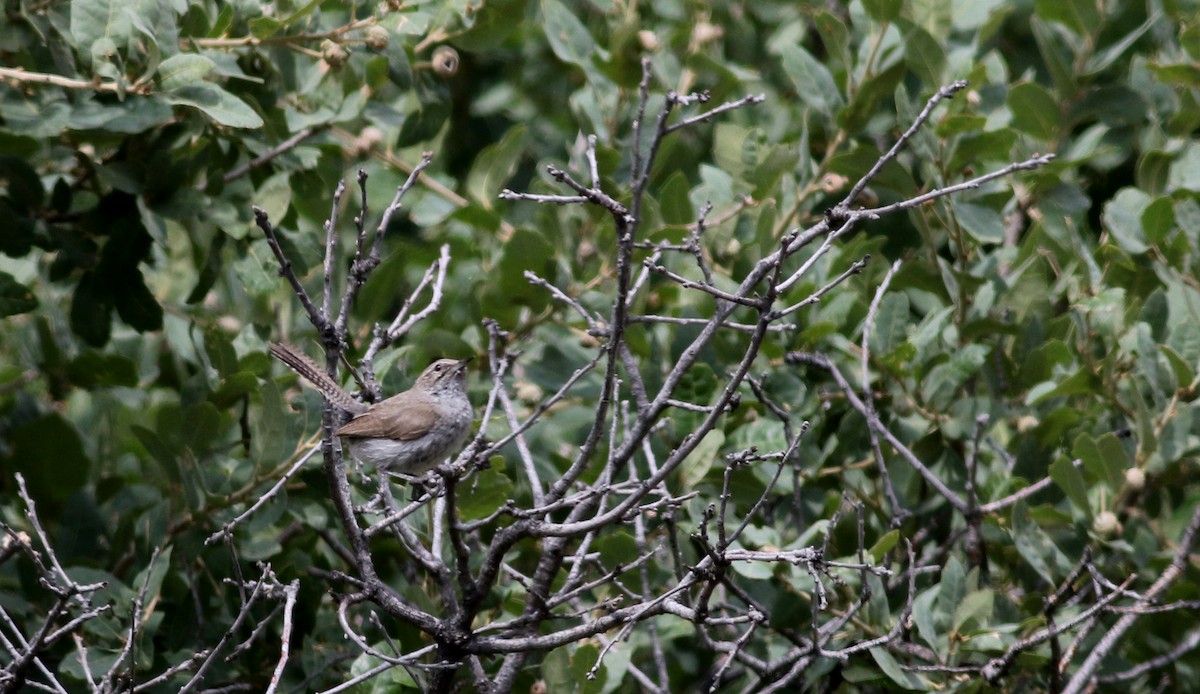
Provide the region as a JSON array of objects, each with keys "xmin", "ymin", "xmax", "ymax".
[{"xmin": 335, "ymin": 393, "xmax": 437, "ymax": 440}]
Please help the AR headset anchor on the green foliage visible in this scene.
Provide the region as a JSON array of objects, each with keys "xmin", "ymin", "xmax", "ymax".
[{"xmin": 2, "ymin": 0, "xmax": 1200, "ymax": 691}]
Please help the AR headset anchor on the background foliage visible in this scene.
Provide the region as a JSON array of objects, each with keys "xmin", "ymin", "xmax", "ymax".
[{"xmin": 2, "ymin": 0, "xmax": 1200, "ymax": 691}]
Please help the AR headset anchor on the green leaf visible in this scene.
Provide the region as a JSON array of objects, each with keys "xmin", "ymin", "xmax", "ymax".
[
  {"xmin": 71, "ymin": 272, "xmax": 113, "ymax": 347},
  {"xmin": 868, "ymin": 530, "xmax": 900, "ymax": 563},
  {"xmin": 133, "ymin": 425, "xmax": 183, "ymax": 482},
  {"xmin": 1142, "ymin": 196, "xmax": 1175, "ymax": 244},
  {"xmin": 1011, "ymin": 501, "xmax": 1059, "ymax": 584},
  {"xmin": 7, "ymin": 414, "xmax": 92, "ymax": 503},
  {"xmin": 166, "ymin": 83, "xmax": 264, "ymax": 128},
  {"xmin": 187, "ymin": 231, "xmax": 227, "ymax": 304},
  {"xmin": 777, "ymin": 43, "xmax": 843, "ymax": 116},
  {"xmin": 912, "ymin": 588, "xmax": 940, "ymax": 653},
  {"xmin": 657, "ymin": 171, "xmax": 694, "ymax": 226},
  {"xmin": 67, "ymin": 98, "xmax": 175, "ymax": 134},
  {"xmin": 467, "ymin": 124, "xmax": 527, "ymax": 209},
  {"xmin": 379, "ymin": 42, "xmax": 412, "ymax": 90},
  {"xmin": 495, "ymin": 227, "xmax": 555, "ymax": 307},
  {"xmin": 210, "ymin": 372, "xmax": 259, "ymax": 408},
  {"xmin": 949, "ymin": 128, "xmax": 1017, "ymax": 171},
  {"xmin": 952, "ymin": 589, "xmax": 994, "ymax": 633},
  {"xmin": 247, "ymin": 0, "xmax": 322, "ymax": 39},
  {"xmin": 1072, "ymin": 432, "xmax": 1127, "ymax": 493},
  {"xmin": 113, "ymin": 269, "xmax": 163, "ymax": 333},
  {"xmin": 862, "ymin": 0, "xmax": 902, "ymax": 22},
  {"xmin": 1007, "ymin": 82, "xmax": 1061, "ymax": 142},
  {"xmin": 1050, "ymin": 457, "xmax": 1089, "ymax": 513},
  {"xmin": 1086, "ymin": 12, "xmax": 1158, "ymax": 75},
  {"xmin": 1025, "ymin": 366, "xmax": 1099, "ymax": 404},
  {"xmin": 71, "ymin": 0, "xmax": 128, "ymax": 67},
  {"xmin": 936, "ymin": 555, "xmax": 965, "ymax": 635},
  {"xmin": 66, "ymin": 350, "xmax": 138, "ymax": 388},
  {"xmin": 131, "ymin": 545, "xmax": 173, "ymax": 624},
  {"xmin": 0, "ymin": 156, "xmax": 45, "ymax": 213},
  {"xmin": 1101, "ymin": 187, "xmax": 1150, "ymax": 254},
  {"xmin": 954, "ymin": 201, "xmax": 1004, "ymax": 244},
  {"xmin": 460, "ymin": 465, "xmax": 516, "ymax": 522},
  {"xmin": 542, "ymin": 0, "xmax": 595, "ymax": 69},
  {"xmin": 920, "ymin": 344, "xmax": 990, "ymax": 407},
  {"xmin": 396, "ymin": 101, "xmax": 450, "ymax": 147},
  {"xmin": 1148, "ymin": 62, "xmax": 1200, "ymax": 86},
  {"xmin": 870, "ymin": 293, "xmax": 910, "ymax": 355},
  {"xmin": 456, "ymin": 0, "xmax": 526, "ymax": 50},
  {"xmin": 596, "ymin": 532, "xmax": 638, "ymax": 569},
  {"xmin": 681, "ymin": 429, "xmax": 724, "ymax": 487},
  {"xmin": 0, "ymin": 271, "xmax": 37, "ymax": 316},
  {"xmin": 1034, "ymin": 0, "xmax": 1099, "ymax": 36},
  {"xmin": 870, "ymin": 646, "xmax": 928, "ymax": 689},
  {"xmin": 569, "ymin": 643, "xmax": 606, "ymax": 694},
  {"xmin": 157, "ymin": 53, "xmax": 215, "ymax": 90},
  {"xmin": 255, "ymin": 172, "xmax": 292, "ymax": 225},
  {"xmin": 902, "ymin": 23, "xmax": 946, "ymax": 86},
  {"xmin": 1167, "ymin": 142, "xmax": 1200, "ymax": 193}
]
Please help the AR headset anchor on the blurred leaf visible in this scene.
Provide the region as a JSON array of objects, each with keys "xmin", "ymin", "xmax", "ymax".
[
  {"xmin": 247, "ymin": 0, "xmax": 322, "ymax": 39},
  {"xmin": 157, "ymin": 53, "xmax": 215, "ymax": 90},
  {"xmin": 494, "ymin": 227, "xmax": 555, "ymax": 306},
  {"xmin": 1166, "ymin": 142, "xmax": 1200, "ymax": 193},
  {"xmin": 0, "ymin": 272, "xmax": 37, "ymax": 316},
  {"xmin": 954, "ymin": 201, "xmax": 1004, "ymax": 244},
  {"xmin": 1149, "ymin": 62, "xmax": 1200, "ymax": 86},
  {"xmin": 457, "ymin": 0, "xmax": 526, "ymax": 50},
  {"xmin": 681, "ymin": 429, "xmax": 724, "ymax": 488},
  {"xmin": 1034, "ymin": 0, "xmax": 1099, "ymax": 36},
  {"xmin": 70, "ymin": 272, "xmax": 113, "ymax": 347},
  {"xmin": 458, "ymin": 466, "xmax": 514, "ymax": 521},
  {"xmin": 132, "ymin": 425, "xmax": 183, "ymax": 483},
  {"xmin": 870, "ymin": 646, "xmax": 928, "ymax": 689},
  {"xmin": 165, "ymin": 83, "xmax": 264, "ymax": 128},
  {"xmin": 868, "ymin": 529, "xmax": 900, "ymax": 563},
  {"xmin": 952, "ymin": 589, "xmax": 993, "ymax": 633},
  {"xmin": 67, "ymin": 98, "xmax": 175, "ymax": 134},
  {"xmin": 936, "ymin": 555, "xmax": 965, "ymax": 636},
  {"xmin": 113, "ymin": 269, "xmax": 163, "ymax": 332},
  {"xmin": 1050, "ymin": 457, "xmax": 1088, "ymax": 513},
  {"xmin": 0, "ymin": 156, "xmax": 45, "ymax": 211},
  {"xmin": 1008, "ymin": 82, "xmax": 1061, "ymax": 142},
  {"xmin": 1011, "ymin": 501, "xmax": 1060, "ymax": 584},
  {"xmin": 869, "ymin": 293, "xmax": 909, "ymax": 355},
  {"xmin": 1101, "ymin": 187, "xmax": 1150, "ymax": 254},
  {"xmin": 467, "ymin": 124, "xmax": 527, "ymax": 209},
  {"xmin": 657, "ymin": 171, "xmax": 694, "ymax": 226},
  {"xmin": 777, "ymin": 43, "xmax": 843, "ymax": 116},
  {"xmin": 596, "ymin": 532, "xmax": 638, "ymax": 568},
  {"xmin": 66, "ymin": 350, "xmax": 138, "ymax": 388},
  {"xmin": 920, "ymin": 344, "xmax": 989, "ymax": 407},
  {"xmin": 542, "ymin": 0, "xmax": 595, "ymax": 69},
  {"xmin": 570, "ymin": 643, "xmax": 606, "ymax": 694},
  {"xmin": 1072, "ymin": 432, "xmax": 1127, "ymax": 493},
  {"xmin": 7, "ymin": 414, "xmax": 91, "ymax": 503},
  {"xmin": 1086, "ymin": 13, "xmax": 1157, "ymax": 74},
  {"xmin": 210, "ymin": 372, "xmax": 258, "ymax": 408},
  {"xmin": 862, "ymin": 0, "xmax": 902, "ymax": 22},
  {"xmin": 902, "ymin": 22, "xmax": 946, "ymax": 86}
]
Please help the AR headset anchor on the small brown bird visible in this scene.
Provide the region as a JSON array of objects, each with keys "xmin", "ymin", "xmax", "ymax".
[{"xmin": 269, "ymin": 343, "xmax": 473, "ymax": 475}]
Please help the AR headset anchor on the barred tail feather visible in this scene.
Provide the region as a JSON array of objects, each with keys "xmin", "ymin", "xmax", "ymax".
[{"xmin": 269, "ymin": 342, "xmax": 368, "ymax": 414}]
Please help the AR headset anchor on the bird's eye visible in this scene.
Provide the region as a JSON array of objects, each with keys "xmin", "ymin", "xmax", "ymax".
[{"xmin": 434, "ymin": 364, "xmax": 443, "ymax": 372}]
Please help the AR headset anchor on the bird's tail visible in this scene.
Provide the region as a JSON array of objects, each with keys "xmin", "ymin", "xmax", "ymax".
[{"xmin": 268, "ymin": 342, "xmax": 368, "ymax": 414}]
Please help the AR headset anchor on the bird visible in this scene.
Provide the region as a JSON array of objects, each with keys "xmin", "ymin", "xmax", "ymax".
[{"xmin": 268, "ymin": 342, "xmax": 473, "ymax": 476}]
